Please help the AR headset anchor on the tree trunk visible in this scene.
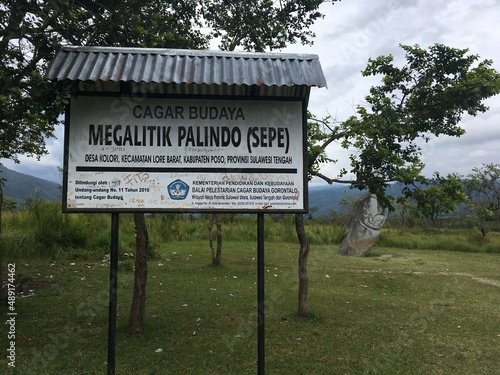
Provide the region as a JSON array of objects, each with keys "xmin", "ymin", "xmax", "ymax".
[
  {"xmin": 294, "ymin": 213, "xmax": 310, "ymax": 317},
  {"xmin": 209, "ymin": 214, "xmax": 223, "ymax": 266},
  {"xmin": 480, "ymin": 216, "xmax": 487, "ymax": 237},
  {"xmin": 129, "ymin": 212, "xmax": 148, "ymax": 333}
]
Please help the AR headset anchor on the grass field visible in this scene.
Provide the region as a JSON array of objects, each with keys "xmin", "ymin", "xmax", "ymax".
[{"xmin": 2, "ymin": 239, "xmax": 500, "ymax": 374}]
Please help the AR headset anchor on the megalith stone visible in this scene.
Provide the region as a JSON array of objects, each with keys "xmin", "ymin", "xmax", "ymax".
[{"xmin": 338, "ymin": 193, "xmax": 388, "ymax": 256}]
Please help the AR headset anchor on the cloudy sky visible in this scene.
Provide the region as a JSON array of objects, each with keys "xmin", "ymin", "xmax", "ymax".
[
  {"xmin": 290, "ymin": 0, "xmax": 500, "ymax": 186},
  {"xmin": 3, "ymin": 0, "xmax": 500, "ymax": 186}
]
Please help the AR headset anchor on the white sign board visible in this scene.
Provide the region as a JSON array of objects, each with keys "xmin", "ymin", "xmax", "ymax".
[{"xmin": 64, "ymin": 96, "xmax": 307, "ymax": 212}]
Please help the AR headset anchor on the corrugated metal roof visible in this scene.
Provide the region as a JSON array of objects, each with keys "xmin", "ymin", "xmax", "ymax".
[{"xmin": 45, "ymin": 46, "xmax": 327, "ymax": 95}]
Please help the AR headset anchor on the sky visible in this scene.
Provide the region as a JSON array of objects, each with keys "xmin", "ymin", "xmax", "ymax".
[{"xmin": 3, "ymin": 0, "xmax": 500, "ymax": 186}]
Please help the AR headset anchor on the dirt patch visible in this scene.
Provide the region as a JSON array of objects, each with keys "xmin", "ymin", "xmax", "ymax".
[
  {"xmin": 439, "ymin": 272, "xmax": 500, "ymax": 288},
  {"xmin": 470, "ymin": 277, "xmax": 500, "ymax": 287},
  {"xmin": 377, "ymin": 254, "xmax": 394, "ymax": 260},
  {"xmin": 2, "ymin": 274, "xmax": 58, "ymax": 298}
]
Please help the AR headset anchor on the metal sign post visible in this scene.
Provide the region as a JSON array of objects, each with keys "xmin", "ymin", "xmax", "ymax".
[
  {"xmin": 107, "ymin": 213, "xmax": 119, "ymax": 375},
  {"xmin": 257, "ymin": 213, "xmax": 265, "ymax": 374}
]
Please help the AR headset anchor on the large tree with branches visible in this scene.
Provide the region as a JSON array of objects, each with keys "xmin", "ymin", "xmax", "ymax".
[
  {"xmin": 298, "ymin": 43, "xmax": 500, "ymax": 315},
  {"xmin": 0, "ymin": 0, "xmax": 342, "ymax": 324},
  {"xmin": 311, "ymin": 44, "xmax": 500, "ymax": 192},
  {"xmin": 0, "ymin": 0, "xmax": 207, "ymax": 324}
]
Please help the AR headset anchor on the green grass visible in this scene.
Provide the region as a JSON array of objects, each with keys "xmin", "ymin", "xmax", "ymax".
[
  {"xmin": 2, "ymin": 240, "xmax": 500, "ymax": 374},
  {"xmin": 379, "ymin": 228, "xmax": 500, "ymax": 254}
]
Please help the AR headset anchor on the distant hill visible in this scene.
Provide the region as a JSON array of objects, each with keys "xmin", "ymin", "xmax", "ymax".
[
  {"xmin": 0, "ymin": 165, "xmax": 61, "ymax": 206},
  {"xmin": 308, "ymin": 182, "xmax": 410, "ymax": 218},
  {"xmin": 308, "ymin": 184, "xmax": 362, "ymax": 217}
]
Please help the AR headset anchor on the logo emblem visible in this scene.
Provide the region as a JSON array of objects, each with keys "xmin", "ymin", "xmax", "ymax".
[{"xmin": 167, "ymin": 179, "xmax": 189, "ymax": 200}]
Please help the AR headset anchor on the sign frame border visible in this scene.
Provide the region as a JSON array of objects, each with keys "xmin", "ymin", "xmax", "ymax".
[{"xmin": 62, "ymin": 93, "xmax": 309, "ymax": 214}]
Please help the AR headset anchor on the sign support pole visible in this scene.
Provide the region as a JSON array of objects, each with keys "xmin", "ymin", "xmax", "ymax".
[
  {"xmin": 257, "ymin": 213, "xmax": 265, "ymax": 375},
  {"xmin": 107, "ymin": 212, "xmax": 119, "ymax": 375}
]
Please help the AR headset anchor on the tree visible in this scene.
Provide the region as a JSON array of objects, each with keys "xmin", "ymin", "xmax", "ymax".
[
  {"xmin": 394, "ymin": 195, "xmax": 414, "ymax": 229},
  {"xmin": 198, "ymin": 1, "xmax": 342, "ymax": 316},
  {"xmin": 0, "ymin": 0, "xmax": 206, "ymax": 162},
  {"xmin": 308, "ymin": 43, "xmax": 500, "ymax": 198},
  {"xmin": 2, "ymin": 0, "xmax": 341, "ymax": 322},
  {"xmin": 0, "ymin": 0, "xmax": 206, "ymax": 329},
  {"xmin": 462, "ymin": 163, "xmax": 500, "ymax": 236},
  {"xmin": 2, "ymin": 197, "xmax": 17, "ymax": 211},
  {"xmin": 199, "ymin": 0, "xmax": 341, "ymax": 267},
  {"xmin": 299, "ymin": 43, "xmax": 500, "ymax": 314},
  {"xmin": 201, "ymin": 0, "xmax": 328, "ymax": 52},
  {"xmin": 344, "ymin": 44, "xmax": 498, "ymax": 196},
  {"xmin": 401, "ymin": 173, "xmax": 468, "ymax": 228},
  {"xmin": 129, "ymin": 212, "xmax": 149, "ymax": 333},
  {"xmin": 208, "ymin": 213, "xmax": 223, "ymax": 266},
  {"xmin": 295, "ymin": 213, "xmax": 310, "ymax": 316},
  {"xmin": 307, "ymin": 207, "xmax": 319, "ymax": 220},
  {"xmin": 202, "ymin": 0, "xmax": 344, "ymax": 315}
]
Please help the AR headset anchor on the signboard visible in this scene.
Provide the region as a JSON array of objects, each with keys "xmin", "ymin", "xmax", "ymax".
[{"xmin": 64, "ymin": 95, "xmax": 307, "ymax": 212}]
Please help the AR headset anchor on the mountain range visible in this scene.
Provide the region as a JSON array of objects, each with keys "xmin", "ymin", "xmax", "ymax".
[{"xmin": 0, "ymin": 165, "xmax": 61, "ymax": 207}]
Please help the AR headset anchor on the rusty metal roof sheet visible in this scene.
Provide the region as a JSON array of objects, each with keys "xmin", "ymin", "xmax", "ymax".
[{"xmin": 45, "ymin": 46, "xmax": 327, "ymax": 91}]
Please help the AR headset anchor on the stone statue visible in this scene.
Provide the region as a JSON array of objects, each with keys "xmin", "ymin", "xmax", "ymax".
[{"xmin": 338, "ymin": 193, "xmax": 388, "ymax": 256}]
